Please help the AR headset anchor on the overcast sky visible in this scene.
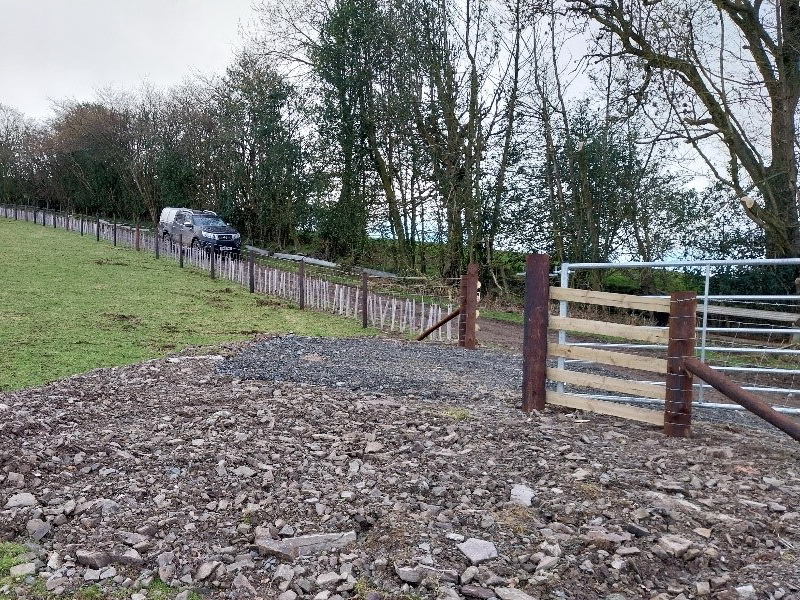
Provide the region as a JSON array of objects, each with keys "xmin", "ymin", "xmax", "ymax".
[{"xmin": 0, "ymin": 0, "xmax": 255, "ymax": 121}]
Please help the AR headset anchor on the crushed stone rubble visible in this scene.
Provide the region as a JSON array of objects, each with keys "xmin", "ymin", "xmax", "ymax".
[{"xmin": 0, "ymin": 335, "xmax": 798, "ymax": 600}]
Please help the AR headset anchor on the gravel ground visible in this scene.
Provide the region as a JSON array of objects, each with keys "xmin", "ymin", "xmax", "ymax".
[
  {"xmin": 218, "ymin": 336, "xmax": 795, "ymax": 435},
  {"xmin": 217, "ymin": 337, "xmax": 523, "ymax": 402},
  {"xmin": 1, "ymin": 335, "xmax": 799, "ymax": 600}
]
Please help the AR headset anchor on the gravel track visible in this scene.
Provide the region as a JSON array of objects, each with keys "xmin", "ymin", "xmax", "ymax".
[{"xmin": 218, "ymin": 336, "xmax": 796, "ymax": 435}]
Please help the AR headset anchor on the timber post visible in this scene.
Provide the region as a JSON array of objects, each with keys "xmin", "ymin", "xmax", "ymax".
[
  {"xmin": 299, "ymin": 260, "xmax": 306, "ymax": 309},
  {"xmin": 458, "ymin": 263, "xmax": 479, "ymax": 348},
  {"xmin": 664, "ymin": 291, "xmax": 697, "ymax": 437},
  {"xmin": 361, "ymin": 271, "xmax": 368, "ymax": 328},
  {"xmin": 248, "ymin": 250, "xmax": 255, "ymax": 293},
  {"xmin": 522, "ymin": 253, "xmax": 551, "ymax": 412}
]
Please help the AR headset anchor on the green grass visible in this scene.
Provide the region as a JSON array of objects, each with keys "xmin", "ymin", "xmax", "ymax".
[
  {"xmin": 0, "ymin": 219, "xmax": 374, "ymax": 391},
  {"xmin": 0, "ymin": 542, "xmax": 26, "ymax": 578}
]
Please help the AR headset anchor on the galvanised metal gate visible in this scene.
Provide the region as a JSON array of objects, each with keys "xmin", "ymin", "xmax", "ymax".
[{"xmin": 555, "ymin": 258, "xmax": 800, "ymax": 416}]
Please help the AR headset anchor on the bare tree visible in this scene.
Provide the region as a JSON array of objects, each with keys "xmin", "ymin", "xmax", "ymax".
[{"xmin": 570, "ymin": 0, "xmax": 800, "ymax": 258}]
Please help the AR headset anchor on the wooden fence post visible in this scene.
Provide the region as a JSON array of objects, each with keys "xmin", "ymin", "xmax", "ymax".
[
  {"xmin": 112, "ymin": 219, "xmax": 117, "ymax": 246},
  {"xmin": 179, "ymin": 237, "xmax": 184, "ymax": 268},
  {"xmin": 361, "ymin": 271, "xmax": 368, "ymax": 328},
  {"xmin": 664, "ymin": 291, "xmax": 697, "ymax": 437},
  {"xmin": 210, "ymin": 249, "xmax": 216, "ymax": 279},
  {"xmin": 248, "ymin": 250, "xmax": 255, "ymax": 293},
  {"xmin": 458, "ymin": 263, "xmax": 479, "ymax": 348},
  {"xmin": 96, "ymin": 214, "xmax": 100, "ymax": 241},
  {"xmin": 299, "ymin": 260, "xmax": 306, "ymax": 309},
  {"xmin": 522, "ymin": 254, "xmax": 551, "ymax": 412},
  {"xmin": 155, "ymin": 230, "xmax": 160, "ymax": 259},
  {"xmin": 52, "ymin": 210, "xmax": 56, "ymax": 228},
  {"xmin": 135, "ymin": 222, "xmax": 140, "ymax": 251}
]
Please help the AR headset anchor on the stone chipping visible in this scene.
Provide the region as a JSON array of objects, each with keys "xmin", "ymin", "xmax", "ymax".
[{"xmin": 0, "ymin": 335, "xmax": 798, "ymax": 600}]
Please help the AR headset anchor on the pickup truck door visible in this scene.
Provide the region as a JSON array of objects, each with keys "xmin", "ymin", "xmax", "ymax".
[{"xmin": 172, "ymin": 211, "xmax": 188, "ymax": 246}]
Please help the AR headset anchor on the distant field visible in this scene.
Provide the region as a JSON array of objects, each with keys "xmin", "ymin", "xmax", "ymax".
[{"xmin": 0, "ymin": 220, "xmax": 371, "ymax": 391}]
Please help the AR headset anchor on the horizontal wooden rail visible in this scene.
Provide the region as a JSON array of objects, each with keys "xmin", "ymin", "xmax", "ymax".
[
  {"xmin": 684, "ymin": 357, "xmax": 800, "ymax": 442},
  {"xmin": 548, "ymin": 343, "xmax": 668, "ymax": 373},
  {"xmin": 702, "ymin": 304, "xmax": 799, "ymax": 323},
  {"xmin": 549, "ymin": 315, "xmax": 669, "ymax": 344},
  {"xmin": 546, "ymin": 367, "xmax": 667, "ymax": 400},
  {"xmin": 549, "ymin": 287, "xmax": 671, "ymax": 312},
  {"xmin": 546, "ymin": 391, "xmax": 664, "ymax": 426}
]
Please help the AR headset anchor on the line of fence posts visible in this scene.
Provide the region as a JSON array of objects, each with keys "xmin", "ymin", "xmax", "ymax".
[
  {"xmin": 2, "ymin": 204, "xmax": 470, "ymax": 342},
  {"xmin": 521, "ymin": 253, "xmax": 700, "ymax": 438}
]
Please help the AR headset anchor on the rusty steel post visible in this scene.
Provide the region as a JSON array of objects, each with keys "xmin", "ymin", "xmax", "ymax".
[
  {"xmin": 361, "ymin": 271, "xmax": 369, "ymax": 328},
  {"xmin": 664, "ymin": 291, "xmax": 697, "ymax": 437},
  {"xmin": 684, "ymin": 357, "xmax": 800, "ymax": 442},
  {"xmin": 522, "ymin": 254, "xmax": 551, "ymax": 412},
  {"xmin": 458, "ymin": 264, "xmax": 479, "ymax": 349}
]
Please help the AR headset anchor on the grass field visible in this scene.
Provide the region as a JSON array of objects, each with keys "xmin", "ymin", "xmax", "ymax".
[{"xmin": 0, "ymin": 219, "xmax": 372, "ymax": 391}]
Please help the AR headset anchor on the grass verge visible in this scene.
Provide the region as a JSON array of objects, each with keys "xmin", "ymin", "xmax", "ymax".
[{"xmin": 0, "ymin": 220, "xmax": 374, "ymax": 391}]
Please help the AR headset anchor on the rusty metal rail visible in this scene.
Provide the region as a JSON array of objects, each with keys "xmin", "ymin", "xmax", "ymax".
[{"xmin": 684, "ymin": 357, "xmax": 800, "ymax": 442}]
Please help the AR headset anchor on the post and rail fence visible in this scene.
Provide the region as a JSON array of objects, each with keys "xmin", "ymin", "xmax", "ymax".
[{"xmin": 522, "ymin": 253, "xmax": 800, "ymax": 441}]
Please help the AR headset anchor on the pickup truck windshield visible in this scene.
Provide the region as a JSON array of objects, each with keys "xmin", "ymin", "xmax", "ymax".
[{"xmin": 193, "ymin": 216, "xmax": 227, "ymax": 227}]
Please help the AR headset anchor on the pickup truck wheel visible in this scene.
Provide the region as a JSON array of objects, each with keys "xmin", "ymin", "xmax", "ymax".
[{"xmin": 191, "ymin": 239, "xmax": 202, "ymax": 253}]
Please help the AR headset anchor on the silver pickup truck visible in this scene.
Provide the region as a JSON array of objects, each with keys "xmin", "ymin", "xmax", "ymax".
[{"xmin": 159, "ymin": 207, "xmax": 241, "ymax": 256}]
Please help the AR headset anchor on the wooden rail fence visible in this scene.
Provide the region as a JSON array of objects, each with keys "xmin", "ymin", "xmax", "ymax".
[
  {"xmin": 522, "ymin": 253, "xmax": 800, "ymax": 441},
  {"xmin": 523, "ymin": 253, "xmax": 695, "ymax": 435}
]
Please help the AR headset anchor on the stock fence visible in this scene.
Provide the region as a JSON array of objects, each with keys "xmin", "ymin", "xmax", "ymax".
[{"xmin": 0, "ymin": 205, "xmax": 457, "ymax": 342}]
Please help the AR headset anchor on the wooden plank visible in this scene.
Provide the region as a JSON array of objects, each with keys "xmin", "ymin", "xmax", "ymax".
[
  {"xmin": 546, "ymin": 368, "xmax": 667, "ymax": 400},
  {"xmin": 546, "ymin": 390, "xmax": 664, "ymax": 426},
  {"xmin": 549, "ymin": 287, "xmax": 671, "ymax": 312},
  {"xmin": 702, "ymin": 304, "xmax": 799, "ymax": 323},
  {"xmin": 549, "ymin": 315, "xmax": 669, "ymax": 344},
  {"xmin": 547, "ymin": 343, "xmax": 668, "ymax": 374}
]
